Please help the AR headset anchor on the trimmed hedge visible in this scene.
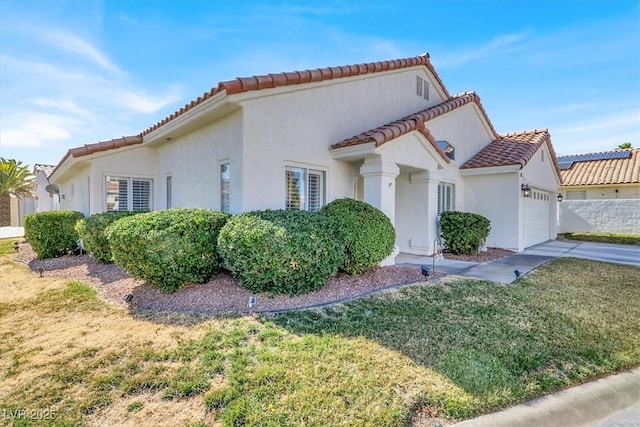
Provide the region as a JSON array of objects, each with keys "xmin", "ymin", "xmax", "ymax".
[
  {"xmin": 217, "ymin": 209, "xmax": 344, "ymax": 295},
  {"xmin": 24, "ymin": 211, "xmax": 85, "ymax": 259},
  {"xmin": 440, "ymin": 211, "xmax": 491, "ymax": 255},
  {"xmin": 75, "ymin": 211, "xmax": 139, "ymax": 263},
  {"xmin": 106, "ymin": 209, "xmax": 230, "ymax": 293},
  {"xmin": 321, "ymin": 198, "xmax": 396, "ymax": 275}
]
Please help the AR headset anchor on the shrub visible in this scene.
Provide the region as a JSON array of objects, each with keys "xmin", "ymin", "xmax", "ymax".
[
  {"xmin": 217, "ymin": 210, "xmax": 343, "ymax": 295},
  {"xmin": 106, "ymin": 209, "xmax": 230, "ymax": 293},
  {"xmin": 439, "ymin": 211, "xmax": 491, "ymax": 255},
  {"xmin": 24, "ymin": 211, "xmax": 84, "ymax": 259},
  {"xmin": 320, "ymin": 198, "xmax": 396, "ymax": 275},
  {"xmin": 75, "ymin": 211, "xmax": 139, "ymax": 263}
]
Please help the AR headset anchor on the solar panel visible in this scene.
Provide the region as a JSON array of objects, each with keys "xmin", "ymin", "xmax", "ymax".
[
  {"xmin": 558, "ymin": 150, "xmax": 631, "ymax": 164},
  {"xmin": 558, "ymin": 161, "xmax": 574, "ymax": 170}
]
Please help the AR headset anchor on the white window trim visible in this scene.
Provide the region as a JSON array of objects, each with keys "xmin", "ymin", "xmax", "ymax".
[
  {"xmin": 220, "ymin": 161, "xmax": 231, "ymax": 213},
  {"xmin": 437, "ymin": 182, "xmax": 455, "ymax": 214},
  {"xmin": 104, "ymin": 174, "xmax": 154, "ymax": 212},
  {"xmin": 284, "ymin": 163, "xmax": 327, "ymax": 212}
]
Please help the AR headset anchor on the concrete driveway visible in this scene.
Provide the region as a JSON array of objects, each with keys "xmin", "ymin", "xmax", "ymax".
[
  {"xmin": 396, "ymin": 239, "xmax": 640, "ymax": 284},
  {"xmin": 0, "ymin": 227, "xmax": 24, "ymax": 238}
]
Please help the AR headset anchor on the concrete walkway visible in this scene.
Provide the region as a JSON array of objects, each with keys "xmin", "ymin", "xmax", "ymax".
[
  {"xmin": 452, "ymin": 367, "xmax": 640, "ymax": 427},
  {"xmin": 396, "ymin": 239, "xmax": 640, "ymax": 284},
  {"xmin": 398, "ymin": 240, "xmax": 640, "ymax": 426}
]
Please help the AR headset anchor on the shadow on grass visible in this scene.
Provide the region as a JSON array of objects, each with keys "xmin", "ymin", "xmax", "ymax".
[{"xmin": 267, "ymin": 259, "xmax": 640, "ymax": 419}]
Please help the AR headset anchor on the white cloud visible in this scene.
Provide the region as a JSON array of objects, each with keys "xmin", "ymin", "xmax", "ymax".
[
  {"xmin": 0, "ymin": 112, "xmax": 79, "ymax": 148},
  {"xmin": 38, "ymin": 29, "xmax": 122, "ymax": 74},
  {"xmin": 433, "ymin": 32, "xmax": 529, "ymax": 68}
]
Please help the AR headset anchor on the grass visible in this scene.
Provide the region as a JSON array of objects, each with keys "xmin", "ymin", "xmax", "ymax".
[
  {"xmin": 0, "ymin": 247, "xmax": 639, "ymax": 426},
  {"xmin": 560, "ymin": 232, "xmax": 640, "ymax": 245}
]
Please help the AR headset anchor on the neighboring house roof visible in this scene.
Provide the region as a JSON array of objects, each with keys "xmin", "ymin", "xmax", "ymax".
[
  {"xmin": 460, "ymin": 129, "xmax": 561, "ymax": 176},
  {"xmin": 559, "ymin": 148, "xmax": 640, "ymax": 186},
  {"xmin": 330, "ymin": 92, "xmax": 496, "ymax": 159},
  {"xmin": 140, "ymin": 54, "xmax": 450, "ymax": 137},
  {"xmin": 33, "ymin": 164, "xmax": 55, "ymax": 178}
]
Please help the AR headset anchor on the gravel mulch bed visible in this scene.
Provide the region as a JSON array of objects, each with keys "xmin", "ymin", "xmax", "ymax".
[
  {"xmin": 443, "ymin": 247, "xmax": 515, "ymax": 263},
  {"xmin": 12, "ymin": 241, "xmax": 439, "ymax": 315}
]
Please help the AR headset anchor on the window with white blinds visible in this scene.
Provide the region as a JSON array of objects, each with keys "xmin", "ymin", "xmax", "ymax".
[
  {"xmin": 105, "ymin": 176, "xmax": 152, "ymax": 212},
  {"xmin": 437, "ymin": 182, "xmax": 455, "ymax": 214},
  {"xmin": 285, "ymin": 166, "xmax": 325, "ymax": 212},
  {"xmin": 220, "ymin": 163, "xmax": 230, "ymax": 212},
  {"xmin": 132, "ymin": 179, "xmax": 151, "ymax": 211}
]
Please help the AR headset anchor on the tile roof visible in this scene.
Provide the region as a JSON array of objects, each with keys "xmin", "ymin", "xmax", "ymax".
[
  {"xmin": 33, "ymin": 164, "xmax": 55, "ymax": 178},
  {"xmin": 559, "ymin": 148, "xmax": 640, "ymax": 186},
  {"xmin": 51, "ymin": 135, "xmax": 143, "ymax": 177},
  {"xmin": 330, "ymin": 92, "xmax": 501, "ymax": 163},
  {"xmin": 460, "ymin": 129, "xmax": 561, "ymax": 176},
  {"xmin": 141, "ymin": 53, "xmax": 449, "ymax": 136}
]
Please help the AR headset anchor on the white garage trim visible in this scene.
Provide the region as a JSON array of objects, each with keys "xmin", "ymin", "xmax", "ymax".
[{"xmin": 524, "ymin": 188, "xmax": 552, "ymax": 247}]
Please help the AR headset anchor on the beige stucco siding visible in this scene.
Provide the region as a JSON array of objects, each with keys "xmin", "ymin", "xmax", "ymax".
[
  {"xmin": 155, "ymin": 110, "xmax": 243, "ymax": 212},
  {"xmin": 464, "ymin": 172, "xmax": 521, "ymax": 251},
  {"xmin": 424, "ymin": 103, "xmax": 495, "ymax": 164},
  {"xmin": 238, "ymin": 67, "xmax": 444, "ymax": 211}
]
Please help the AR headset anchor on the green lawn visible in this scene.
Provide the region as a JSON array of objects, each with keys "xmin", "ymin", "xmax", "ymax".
[
  {"xmin": 1, "ymin": 249, "xmax": 639, "ymax": 426},
  {"xmin": 560, "ymin": 232, "xmax": 640, "ymax": 245}
]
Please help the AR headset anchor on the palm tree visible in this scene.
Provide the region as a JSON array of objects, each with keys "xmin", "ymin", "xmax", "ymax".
[{"xmin": 0, "ymin": 158, "xmax": 35, "ymax": 226}]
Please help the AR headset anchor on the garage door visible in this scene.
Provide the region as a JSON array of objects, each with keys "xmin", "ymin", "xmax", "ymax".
[{"xmin": 524, "ymin": 188, "xmax": 551, "ymax": 248}]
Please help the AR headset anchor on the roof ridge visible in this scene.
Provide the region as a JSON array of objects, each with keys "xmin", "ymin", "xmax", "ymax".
[
  {"xmin": 500, "ymin": 128, "xmax": 549, "ymax": 138},
  {"xmin": 331, "ymin": 93, "xmax": 482, "ymax": 152},
  {"xmin": 142, "ymin": 53, "xmax": 451, "ymax": 137}
]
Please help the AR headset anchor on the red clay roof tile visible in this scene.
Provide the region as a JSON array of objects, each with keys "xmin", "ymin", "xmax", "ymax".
[
  {"xmin": 51, "ymin": 135, "xmax": 143, "ymax": 178},
  {"xmin": 460, "ymin": 129, "xmax": 561, "ymax": 176},
  {"xmin": 560, "ymin": 148, "xmax": 640, "ymax": 186},
  {"xmin": 330, "ymin": 92, "xmax": 494, "ymax": 162},
  {"xmin": 141, "ymin": 53, "xmax": 450, "ymax": 137}
]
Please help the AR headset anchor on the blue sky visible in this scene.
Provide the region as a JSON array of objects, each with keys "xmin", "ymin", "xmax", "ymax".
[{"xmin": 1, "ymin": 0, "xmax": 639, "ymax": 169}]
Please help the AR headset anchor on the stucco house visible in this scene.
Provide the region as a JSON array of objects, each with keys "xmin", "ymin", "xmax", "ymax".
[
  {"xmin": 557, "ymin": 148, "xmax": 639, "ymax": 235},
  {"xmin": 33, "ymin": 164, "xmax": 59, "ymax": 212},
  {"xmin": 558, "ymin": 148, "xmax": 640, "ymax": 199},
  {"xmin": 48, "ymin": 53, "xmax": 561, "ymax": 256}
]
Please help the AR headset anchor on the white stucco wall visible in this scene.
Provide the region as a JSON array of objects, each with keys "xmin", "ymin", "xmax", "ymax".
[
  {"xmin": 239, "ymin": 67, "xmax": 443, "ymax": 212},
  {"xmin": 559, "ymin": 200, "xmax": 640, "ymax": 234},
  {"xmin": 464, "ymin": 172, "xmax": 521, "ymax": 251},
  {"xmin": 562, "ymin": 185, "xmax": 640, "ymax": 200},
  {"xmin": 424, "ymin": 103, "xmax": 495, "ymax": 164},
  {"xmin": 521, "ymin": 145, "xmax": 559, "ymax": 192},
  {"xmin": 155, "ymin": 110, "xmax": 244, "ymax": 212},
  {"xmin": 57, "ymin": 164, "xmax": 91, "ymax": 215},
  {"xmin": 34, "ymin": 171, "xmax": 55, "ymax": 212}
]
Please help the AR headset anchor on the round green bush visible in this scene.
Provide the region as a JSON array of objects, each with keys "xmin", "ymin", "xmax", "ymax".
[
  {"xmin": 217, "ymin": 209, "xmax": 344, "ymax": 295},
  {"xmin": 75, "ymin": 211, "xmax": 139, "ymax": 263},
  {"xmin": 106, "ymin": 209, "xmax": 230, "ymax": 293},
  {"xmin": 320, "ymin": 198, "xmax": 396, "ymax": 275},
  {"xmin": 24, "ymin": 211, "xmax": 84, "ymax": 259},
  {"xmin": 439, "ymin": 211, "xmax": 491, "ymax": 255}
]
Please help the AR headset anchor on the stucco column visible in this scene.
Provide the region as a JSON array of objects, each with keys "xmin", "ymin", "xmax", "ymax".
[
  {"xmin": 408, "ymin": 171, "xmax": 440, "ymax": 255},
  {"xmin": 360, "ymin": 158, "xmax": 400, "ymax": 224},
  {"xmin": 360, "ymin": 158, "xmax": 400, "ymax": 266}
]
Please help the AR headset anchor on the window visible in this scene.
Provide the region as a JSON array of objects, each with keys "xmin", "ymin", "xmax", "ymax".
[
  {"xmin": 106, "ymin": 176, "xmax": 152, "ymax": 212},
  {"xmin": 416, "ymin": 76, "xmax": 423, "ymax": 97},
  {"xmin": 220, "ymin": 163, "xmax": 230, "ymax": 212},
  {"xmin": 437, "ymin": 140, "xmax": 455, "ymax": 160},
  {"xmin": 437, "ymin": 182, "xmax": 455, "ymax": 214},
  {"xmin": 285, "ymin": 166, "xmax": 325, "ymax": 212},
  {"xmin": 166, "ymin": 176, "xmax": 172, "ymax": 208},
  {"xmin": 423, "ymin": 80, "xmax": 429, "ymax": 100}
]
